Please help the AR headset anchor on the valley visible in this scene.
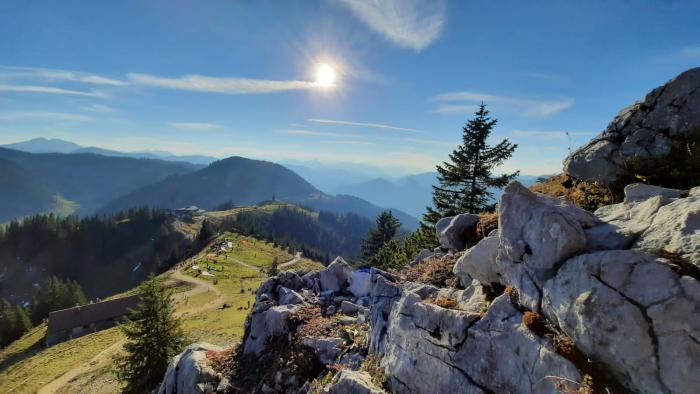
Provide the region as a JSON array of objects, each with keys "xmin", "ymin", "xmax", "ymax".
[{"xmin": 0, "ymin": 231, "xmax": 323, "ymax": 394}]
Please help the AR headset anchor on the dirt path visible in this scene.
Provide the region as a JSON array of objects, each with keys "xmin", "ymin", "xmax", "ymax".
[
  {"xmin": 38, "ymin": 270, "xmax": 224, "ymax": 394},
  {"xmin": 279, "ymin": 252, "xmax": 302, "ymax": 269},
  {"xmin": 228, "ymin": 256, "xmax": 264, "ymax": 273}
]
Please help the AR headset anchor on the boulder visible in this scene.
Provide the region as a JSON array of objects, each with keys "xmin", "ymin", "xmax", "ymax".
[
  {"xmin": 586, "ymin": 195, "xmax": 672, "ymax": 251},
  {"xmin": 453, "ymin": 235, "xmax": 500, "ymax": 286},
  {"xmin": 243, "ymin": 304, "xmax": 300, "ymax": 354},
  {"xmin": 368, "ymin": 274, "xmax": 403, "ymax": 354},
  {"xmin": 623, "ymin": 183, "xmax": 684, "ymax": 203},
  {"xmin": 327, "ymin": 370, "xmax": 385, "ymax": 394},
  {"xmin": 564, "ymin": 67, "xmax": 700, "ymax": 186},
  {"xmin": 380, "ymin": 287, "xmax": 581, "ymax": 394},
  {"xmin": 278, "ymin": 286, "xmax": 304, "ymax": 305},
  {"xmin": 302, "ymin": 337, "xmax": 343, "ymax": 365},
  {"xmin": 340, "ymin": 300, "xmax": 360, "ymax": 315},
  {"xmin": 497, "ymin": 182, "xmax": 592, "ymax": 310},
  {"xmin": 543, "ymin": 250, "xmax": 700, "ymax": 393},
  {"xmin": 634, "ymin": 194, "xmax": 700, "ymax": 264},
  {"xmin": 348, "ymin": 270, "xmax": 372, "ymax": 298},
  {"xmin": 409, "ymin": 249, "xmax": 435, "ymax": 266},
  {"xmin": 436, "ymin": 213, "xmax": 479, "ymax": 251},
  {"xmin": 319, "ymin": 257, "xmax": 352, "ymax": 292},
  {"xmin": 158, "ymin": 343, "xmax": 222, "ymax": 394}
]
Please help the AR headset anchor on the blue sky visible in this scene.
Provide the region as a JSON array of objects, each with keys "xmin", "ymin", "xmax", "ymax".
[{"xmin": 1, "ymin": 0, "xmax": 699, "ymax": 176}]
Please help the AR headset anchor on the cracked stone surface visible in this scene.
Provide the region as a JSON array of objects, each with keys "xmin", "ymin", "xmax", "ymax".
[
  {"xmin": 564, "ymin": 67, "xmax": 700, "ymax": 186},
  {"xmin": 496, "ymin": 182, "xmax": 597, "ymax": 310},
  {"xmin": 543, "ymin": 250, "xmax": 700, "ymax": 394},
  {"xmin": 379, "ymin": 283, "xmax": 580, "ymax": 394}
]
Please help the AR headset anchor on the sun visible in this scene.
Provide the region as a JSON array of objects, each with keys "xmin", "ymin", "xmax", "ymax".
[{"xmin": 315, "ymin": 63, "xmax": 336, "ymax": 87}]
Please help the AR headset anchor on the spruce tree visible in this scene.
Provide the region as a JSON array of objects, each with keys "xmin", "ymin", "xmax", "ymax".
[
  {"xmin": 362, "ymin": 211, "xmax": 401, "ymax": 265},
  {"xmin": 114, "ymin": 276, "xmax": 185, "ymax": 393},
  {"xmin": 425, "ymin": 104, "xmax": 518, "ymax": 224},
  {"xmin": 269, "ymin": 257, "xmax": 279, "ymax": 276}
]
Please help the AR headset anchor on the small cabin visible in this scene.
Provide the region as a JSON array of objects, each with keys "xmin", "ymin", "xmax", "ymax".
[{"xmin": 45, "ymin": 294, "xmax": 140, "ymax": 346}]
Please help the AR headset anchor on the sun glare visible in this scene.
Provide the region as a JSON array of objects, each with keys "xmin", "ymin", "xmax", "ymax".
[{"xmin": 315, "ymin": 63, "xmax": 336, "ymax": 87}]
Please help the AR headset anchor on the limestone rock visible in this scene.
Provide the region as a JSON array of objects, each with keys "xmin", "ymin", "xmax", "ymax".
[
  {"xmin": 543, "ymin": 250, "xmax": 700, "ymax": 393},
  {"xmin": 623, "ymin": 183, "xmax": 684, "ymax": 203},
  {"xmin": 327, "ymin": 370, "xmax": 385, "ymax": 394},
  {"xmin": 497, "ymin": 182, "xmax": 592, "ymax": 310},
  {"xmin": 634, "ymin": 194, "xmax": 700, "ymax": 264},
  {"xmin": 243, "ymin": 304, "xmax": 300, "ymax": 354},
  {"xmin": 380, "ymin": 288, "xmax": 580, "ymax": 394},
  {"xmin": 158, "ymin": 343, "xmax": 223, "ymax": 394},
  {"xmin": 453, "ymin": 235, "xmax": 500, "ymax": 286},
  {"xmin": 564, "ymin": 67, "xmax": 700, "ymax": 186},
  {"xmin": 302, "ymin": 337, "xmax": 343, "ymax": 365},
  {"xmin": 409, "ymin": 249, "xmax": 435, "ymax": 266},
  {"xmin": 348, "ymin": 270, "xmax": 372, "ymax": 298},
  {"xmin": 278, "ymin": 286, "xmax": 304, "ymax": 305},
  {"xmin": 319, "ymin": 257, "xmax": 352, "ymax": 292},
  {"xmin": 436, "ymin": 213, "xmax": 479, "ymax": 251}
]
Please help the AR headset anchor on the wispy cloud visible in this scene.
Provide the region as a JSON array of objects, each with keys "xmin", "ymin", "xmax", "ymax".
[
  {"xmin": 308, "ymin": 118, "xmax": 423, "ymax": 133},
  {"xmin": 431, "ymin": 91, "xmax": 574, "ymax": 117},
  {"xmin": 680, "ymin": 46, "xmax": 700, "ymax": 58},
  {"xmin": 82, "ymin": 104, "xmax": 115, "ymax": 113},
  {"xmin": 274, "ymin": 129, "xmax": 356, "ymax": 138},
  {"xmin": 170, "ymin": 122, "xmax": 222, "ymax": 130},
  {"xmin": 511, "ymin": 130, "xmax": 595, "ymax": 139},
  {"xmin": 0, "ymin": 65, "xmax": 127, "ymax": 86},
  {"xmin": 431, "ymin": 104, "xmax": 479, "ymax": 114},
  {"xmin": 0, "ymin": 84, "xmax": 104, "ymax": 97},
  {"xmin": 128, "ymin": 73, "xmax": 318, "ymax": 94},
  {"xmin": 338, "ymin": 0, "xmax": 444, "ymax": 52},
  {"xmin": 321, "ymin": 140, "xmax": 376, "ymax": 146},
  {"xmin": 0, "ymin": 111, "xmax": 93, "ymax": 122}
]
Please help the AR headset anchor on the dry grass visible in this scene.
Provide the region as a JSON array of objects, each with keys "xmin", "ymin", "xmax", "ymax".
[
  {"xmin": 529, "ymin": 174, "xmax": 617, "ymax": 212},
  {"xmin": 361, "ymin": 354, "xmax": 386, "ymax": 389},
  {"xmin": 523, "ymin": 311, "xmax": 550, "ymax": 337},
  {"xmin": 405, "ymin": 254, "xmax": 459, "ymax": 287},
  {"xmin": 476, "ymin": 212, "xmax": 499, "ymax": 239},
  {"xmin": 425, "ymin": 296, "xmax": 460, "ymax": 310}
]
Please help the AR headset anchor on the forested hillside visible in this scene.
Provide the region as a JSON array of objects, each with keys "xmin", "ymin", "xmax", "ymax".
[
  {"xmin": 219, "ymin": 206, "xmax": 374, "ymax": 262},
  {"xmin": 100, "ymin": 156, "xmax": 419, "ymax": 229},
  {"xmin": 0, "ymin": 208, "xmax": 195, "ymax": 303},
  {"xmin": 0, "ymin": 148, "xmax": 201, "ymax": 221}
]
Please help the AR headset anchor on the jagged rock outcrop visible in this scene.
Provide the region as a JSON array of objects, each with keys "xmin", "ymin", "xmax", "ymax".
[
  {"xmin": 325, "ymin": 370, "xmax": 386, "ymax": 394},
  {"xmin": 159, "ymin": 343, "xmax": 223, "ymax": 394},
  {"xmin": 436, "ymin": 213, "xmax": 479, "ymax": 251},
  {"xmin": 543, "ymin": 250, "xmax": 700, "ymax": 393},
  {"xmin": 564, "ymin": 67, "xmax": 700, "ymax": 186}
]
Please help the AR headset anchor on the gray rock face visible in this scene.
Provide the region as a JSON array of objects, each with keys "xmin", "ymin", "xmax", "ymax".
[
  {"xmin": 634, "ymin": 194, "xmax": 700, "ymax": 264},
  {"xmin": 243, "ymin": 304, "xmax": 300, "ymax": 354},
  {"xmin": 348, "ymin": 270, "xmax": 372, "ymax": 298},
  {"xmin": 327, "ymin": 370, "xmax": 386, "ymax": 394},
  {"xmin": 436, "ymin": 213, "xmax": 480, "ymax": 251},
  {"xmin": 379, "ymin": 287, "xmax": 580, "ymax": 394},
  {"xmin": 409, "ymin": 248, "xmax": 435, "ymax": 266},
  {"xmin": 453, "ymin": 235, "xmax": 500, "ymax": 286},
  {"xmin": 564, "ymin": 67, "xmax": 700, "ymax": 186},
  {"xmin": 302, "ymin": 337, "xmax": 343, "ymax": 365},
  {"xmin": 158, "ymin": 343, "xmax": 223, "ymax": 394},
  {"xmin": 320, "ymin": 257, "xmax": 352, "ymax": 292},
  {"xmin": 497, "ymin": 182, "xmax": 596, "ymax": 310},
  {"xmin": 624, "ymin": 183, "xmax": 684, "ymax": 203},
  {"xmin": 543, "ymin": 250, "xmax": 700, "ymax": 393}
]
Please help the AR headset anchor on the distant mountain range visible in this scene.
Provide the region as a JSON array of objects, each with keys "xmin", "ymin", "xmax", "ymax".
[
  {"xmin": 0, "ymin": 147, "xmax": 201, "ymax": 222},
  {"xmin": 0, "ymin": 143, "xmax": 419, "ymax": 229},
  {"xmin": 333, "ymin": 173, "xmax": 544, "ymax": 218},
  {"xmin": 1, "ymin": 138, "xmax": 218, "ymax": 165},
  {"xmin": 100, "ymin": 156, "xmax": 420, "ymax": 229}
]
